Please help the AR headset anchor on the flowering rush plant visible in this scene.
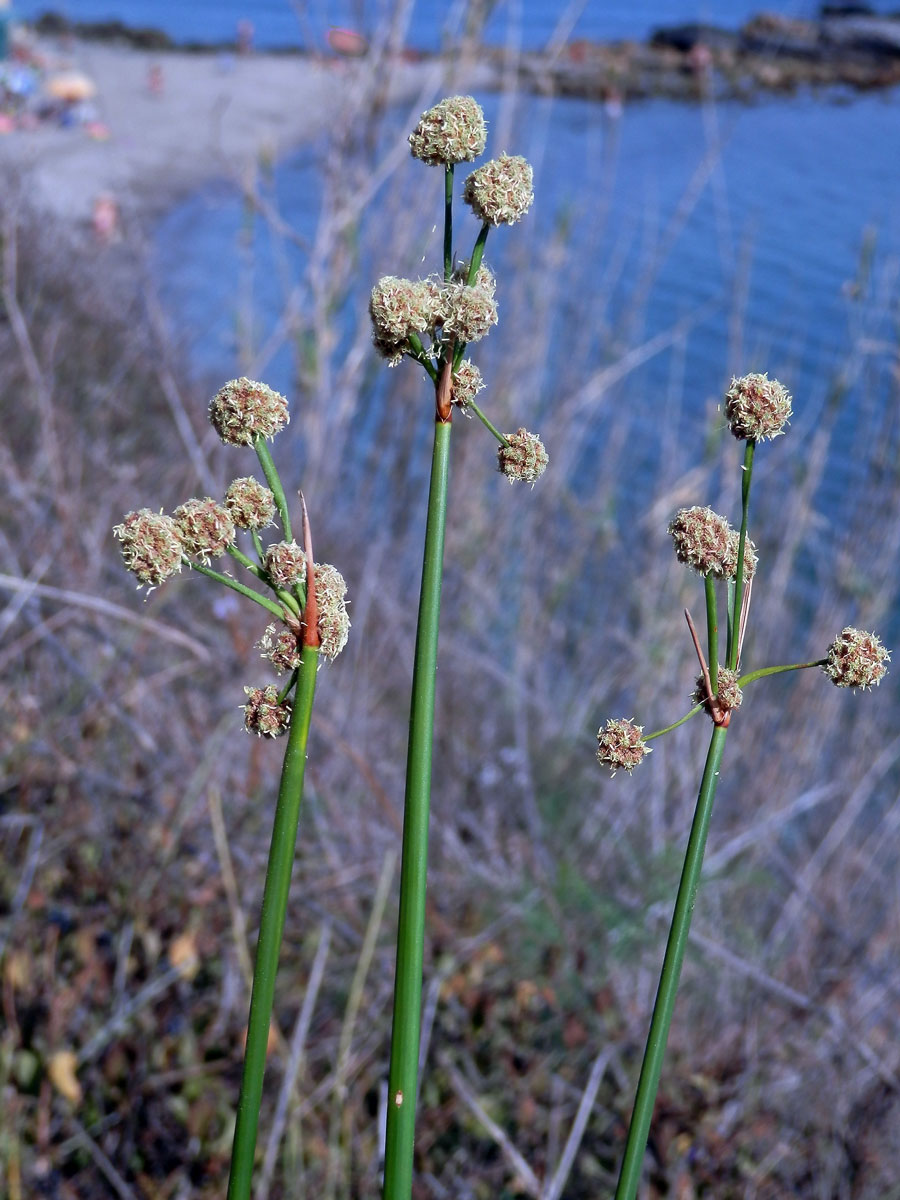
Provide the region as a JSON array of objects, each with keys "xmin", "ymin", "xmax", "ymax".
[{"xmin": 598, "ymin": 372, "xmax": 889, "ymax": 1200}]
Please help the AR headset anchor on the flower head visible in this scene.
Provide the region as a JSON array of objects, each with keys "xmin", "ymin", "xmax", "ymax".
[
  {"xmin": 173, "ymin": 497, "xmax": 236, "ymax": 562},
  {"xmin": 242, "ymin": 685, "xmax": 291, "ymax": 737},
  {"xmin": 725, "ymin": 373, "xmax": 792, "ymax": 442},
  {"xmin": 225, "ymin": 477, "xmax": 277, "ymax": 530},
  {"xmin": 452, "ymin": 260, "xmax": 496, "ymax": 297},
  {"xmin": 369, "ymin": 277, "xmax": 443, "ymax": 363},
  {"xmin": 441, "ymin": 283, "xmax": 498, "ymax": 344},
  {"xmin": 451, "ymin": 360, "xmax": 485, "ymax": 411},
  {"xmin": 258, "ymin": 623, "xmax": 302, "ymax": 674},
  {"xmin": 669, "ymin": 506, "xmax": 757, "ymax": 580},
  {"xmin": 823, "ymin": 628, "xmax": 890, "ymax": 690},
  {"xmin": 463, "ymin": 154, "xmax": 534, "ymax": 226},
  {"xmin": 314, "ymin": 563, "xmax": 350, "ymax": 661},
  {"xmin": 113, "ymin": 508, "xmax": 183, "ymax": 587},
  {"xmin": 693, "ymin": 667, "xmax": 743, "ymax": 714},
  {"xmin": 409, "ymin": 96, "xmax": 487, "ymax": 166},
  {"xmin": 596, "ymin": 718, "xmax": 651, "ymax": 776},
  {"xmin": 264, "ymin": 541, "xmax": 306, "ymax": 589},
  {"xmin": 209, "ymin": 378, "xmax": 289, "ymax": 446},
  {"xmin": 498, "ymin": 429, "xmax": 548, "ymax": 484}
]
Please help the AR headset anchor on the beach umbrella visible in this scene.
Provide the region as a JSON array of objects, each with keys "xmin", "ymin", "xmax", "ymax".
[{"xmin": 46, "ymin": 71, "xmax": 97, "ymax": 101}]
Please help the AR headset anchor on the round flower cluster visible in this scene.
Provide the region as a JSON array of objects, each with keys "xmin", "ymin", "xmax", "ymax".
[
  {"xmin": 314, "ymin": 562, "xmax": 351, "ymax": 661},
  {"xmin": 225, "ymin": 477, "xmax": 277, "ymax": 530},
  {"xmin": 370, "ymin": 276, "xmax": 443, "ymax": 363},
  {"xmin": 173, "ymin": 497, "xmax": 235, "ymax": 562},
  {"xmin": 441, "ymin": 283, "xmax": 498, "ymax": 344},
  {"xmin": 725, "ymin": 372, "xmax": 792, "ymax": 442},
  {"xmin": 451, "ymin": 360, "xmax": 485, "ymax": 410},
  {"xmin": 463, "ymin": 154, "xmax": 534, "ymax": 226},
  {"xmin": 596, "ymin": 718, "xmax": 651, "ymax": 776},
  {"xmin": 259, "ymin": 623, "xmax": 303, "ymax": 674},
  {"xmin": 823, "ymin": 628, "xmax": 890, "ymax": 690},
  {"xmin": 264, "ymin": 541, "xmax": 306, "ymax": 589},
  {"xmin": 409, "ymin": 95, "xmax": 487, "ymax": 167},
  {"xmin": 498, "ymin": 429, "xmax": 548, "ymax": 484},
  {"xmin": 693, "ymin": 667, "xmax": 743, "ymax": 714},
  {"xmin": 452, "ymin": 260, "xmax": 496, "ymax": 297},
  {"xmin": 242, "ymin": 685, "xmax": 291, "ymax": 737},
  {"xmin": 209, "ymin": 378, "xmax": 289, "ymax": 446},
  {"xmin": 668, "ymin": 506, "xmax": 757, "ymax": 581},
  {"xmin": 113, "ymin": 509, "xmax": 183, "ymax": 587}
]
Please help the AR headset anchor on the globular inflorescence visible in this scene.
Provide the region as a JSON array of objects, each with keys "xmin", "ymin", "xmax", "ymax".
[
  {"xmin": 259, "ymin": 624, "xmax": 303, "ymax": 674},
  {"xmin": 441, "ymin": 283, "xmax": 498, "ymax": 344},
  {"xmin": 209, "ymin": 377, "xmax": 289, "ymax": 446},
  {"xmin": 668, "ymin": 506, "xmax": 757, "ymax": 581},
  {"xmin": 451, "ymin": 360, "xmax": 485, "ymax": 411},
  {"xmin": 113, "ymin": 508, "xmax": 184, "ymax": 587},
  {"xmin": 264, "ymin": 541, "xmax": 306, "ymax": 590},
  {"xmin": 824, "ymin": 628, "xmax": 890, "ymax": 690},
  {"xmin": 693, "ymin": 667, "xmax": 743, "ymax": 714},
  {"xmin": 242, "ymin": 685, "xmax": 292, "ymax": 737},
  {"xmin": 596, "ymin": 718, "xmax": 651, "ymax": 776},
  {"xmin": 498, "ymin": 429, "xmax": 549, "ymax": 484},
  {"xmin": 463, "ymin": 154, "xmax": 534, "ymax": 226},
  {"xmin": 314, "ymin": 563, "xmax": 351, "ymax": 661},
  {"xmin": 409, "ymin": 96, "xmax": 487, "ymax": 167},
  {"xmin": 225, "ymin": 477, "xmax": 277, "ymax": 531},
  {"xmin": 370, "ymin": 276, "xmax": 444, "ymax": 363},
  {"xmin": 725, "ymin": 372, "xmax": 792, "ymax": 442},
  {"xmin": 173, "ymin": 497, "xmax": 236, "ymax": 562}
]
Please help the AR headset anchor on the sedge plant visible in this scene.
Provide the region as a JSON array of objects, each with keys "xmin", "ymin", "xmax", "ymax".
[
  {"xmin": 592, "ymin": 372, "xmax": 890, "ymax": 1199},
  {"xmin": 113, "ymin": 378, "xmax": 351, "ymax": 1199},
  {"xmin": 370, "ymin": 96, "xmax": 548, "ymax": 1200}
]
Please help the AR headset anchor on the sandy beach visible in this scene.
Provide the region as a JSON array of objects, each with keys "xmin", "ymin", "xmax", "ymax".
[{"xmin": 0, "ymin": 37, "xmax": 476, "ymax": 228}]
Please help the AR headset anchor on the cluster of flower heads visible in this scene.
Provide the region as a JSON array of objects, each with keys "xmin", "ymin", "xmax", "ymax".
[
  {"xmin": 693, "ymin": 668, "xmax": 743, "ymax": 715},
  {"xmin": 209, "ymin": 377, "xmax": 289, "ymax": 446},
  {"xmin": 369, "ymin": 271, "xmax": 498, "ymax": 365},
  {"xmin": 823, "ymin": 627, "xmax": 889, "ymax": 690},
  {"xmin": 498, "ymin": 428, "xmax": 549, "ymax": 485},
  {"xmin": 596, "ymin": 718, "xmax": 651, "ymax": 776},
  {"xmin": 668, "ymin": 506, "xmax": 757, "ymax": 580}
]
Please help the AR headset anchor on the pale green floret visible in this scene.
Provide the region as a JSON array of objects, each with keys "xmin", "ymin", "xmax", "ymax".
[
  {"xmin": 725, "ymin": 372, "xmax": 792, "ymax": 442},
  {"xmin": 693, "ymin": 667, "xmax": 743, "ymax": 713},
  {"xmin": 209, "ymin": 377, "xmax": 289, "ymax": 446},
  {"xmin": 113, "ymin": 508, "xmax": 183, "ymax": 587},
  {"xmin": 463, "ymin": 154, "xmax": 534, "ymax": 226},
  {"xmin": 441, "ymin": 283, "xmax": 498, "ymax": 343},
  {"xmin": 498, "ymin": 428, "xmax": 548, "ymax": 484},
  {"xmin": 596, "ymin": 718, "xmax": 651, "ymax": 776},
  {"xmin": 173, "ymin": 497, "xmax": 236, "ymax": 562},
  {"xmin": 668, "ymin": 506, "xmax": 757, "ymax": 581},
  {"xmin": 823, "ymin": 627, "xmax": 890, "ymax": 690},
  {"xmin": 314, "ymin": 562, "xmax": 350, "ymax": 661},
  {"xmin": 242, "ymin": 685, "xmax": 291, "ymax": 737},
  {"xmin": 409, "ymin": 95, "xmax": 487, "ymax": 166},
  {"xmin": 225, "ymin": 477, "xmax": 277, "ymax": 531},
  {"xmin": 451, "ymin": 360, "xmax": 485, "ymax": 410},
  {"xmin": 258, "ymin": 623, "xmax": 302, "ymax": 674},
  {"xmin": 264, "ymin": 541, "xmax": 306, "ymax": 589}
]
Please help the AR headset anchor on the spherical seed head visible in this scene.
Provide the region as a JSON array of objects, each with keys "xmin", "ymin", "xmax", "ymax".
[
  {"xmin": 668, "ymin": 506, "xmax": 756, "ymax": 580},
  {"xmin": 173, "ymin": 497, "xmax": 236, "ymax": 562},
  {"xmin": 314, "ymin": 562, "xmax": 350, "ymax": 661},
  {"xmin": 113, "ymin": 508, "xmax": 183, "ymax": 587},
  {"xmin": 225, "ymin": 477, "xmax": 277, "ymax": 531},
  {"xmin": 409, "ymin": 95, "xmax": 487, "ymax": 166},
  {"xmin": 498, "ymin": 428, "xmax": 549, "ymax": 484},
  {"xmin": 264, "ymin": 540, "xmax": 306, "ymax": 589},
  {"xmin": 693, "ymin": 667, "xmax": 743, "ymax": 713},
  {"xmin": 258, "ymin": 623, "xmax": 302, "ymax": 674},
  {"xmin": 824, "ymin": 627, "xmax": 890, "ymax": 690},
  {"xmin": 725, "ymin": 372, "xmax": 792, "ymax": 442},
  {"xmin": 596, "ymin": 718, "xmax": 651, "ymax": 776},
  {"xmin": 452, "ymin": 360, "xmax": 485, "ymax": 410},
  {"xmin": 242, "ymin": 685, "xmax": 291, "ymax": 737},
  {"xmin": 209, "ymin": 377, "xmax": 289, "ymax": 446},
  {"xmin": 441, "ymin": 283, "xmax": 498, "ymax": 343},
  {"xmin": 452, "ymin": 260, "xmax": 497, "ymax": 297},
  {"xmin": 463, "ymin": 154, "xmax": 534, "ymax": 226},
  {"xmin": 724, "ymin": 528, "xmax": 759, "ymax": 582},
  {"xmin": 369, "ymin": 276, "xmax": 433, "ymax": 344}
]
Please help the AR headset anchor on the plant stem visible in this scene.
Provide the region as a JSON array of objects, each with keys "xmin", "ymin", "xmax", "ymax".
[
  {"xmin": 644, "ymin": 705, "xmax": 703, "ymax": 742},
  {"xmin": 738, "ymin": 659, "xmax": 827, "ymax": 687},
  {"xmin": 227, "ymin": 645, "xmax": 319, "ymax": 1200},
  {"xmin": 705, "ymin": 574, "xmax": 718, "ymax": 692},
  {"xmin": 226, "ymin": 544, "xmax": 301, "ymax": 616},
  {"xmin": 250, "ymin": 528, "xmax": 265, "ymax": 562},
  {"xmin": 382, "ymin": 417, "xmax": 452, "ymax": 1200},
  {"xmin": 727, "ymin": 440, "xmax": 755, "ymax": 671},
  {"xmin": 614, "ymin": 723, "xmax": 729, "ymax": 1200},
  {"xmin": 466, "ymin": 398, "xmax": 508, "ymax": 446},
  {"xmin": 408, "ymin": 332, "xmax": 438, "ymax": 383},
  {"xmin": 186, "ymin": 559, "xmax": 286, "ymax": 620},
  {"xmin": 255, "ymin": 436, "xmax": 292, "ymax": 542},
  {"xmin": 444, "ymin": 166, "xmax": 454, "ymax": 282}
]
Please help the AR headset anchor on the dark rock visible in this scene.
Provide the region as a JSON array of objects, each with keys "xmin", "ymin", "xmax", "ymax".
[{"xmin": 649, "ymin": 23, "xmax": 739, "ymax": 53}]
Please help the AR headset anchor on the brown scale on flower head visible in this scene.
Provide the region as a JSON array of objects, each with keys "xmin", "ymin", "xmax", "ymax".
[
  {"xmin": 409, "ymin": 96, "xmax": 487, "ymax": 167},
  {"xmin": 225, "ymin": 477, "xmax": 277, "ymax": 531},
  {"xmin": 242, "ymin": 685, "xmax": 291, "ymax": 737},
  {"xmin": 498, "ymin": 429, "xmax": 548, "ymax": 484},
  {"xmin": 209, "ymin": 377, "xmax": 289, "ymax": 446},
  {"xmin": 113, "ymin": 508, "xmax": 183, "ymax": 587},
  {"xmin": 596, "ymin": 718, "xmax": 651, "ymax": 776},
  {"xmin": 264, "ymin": 540, "xmax": 306, "ymax": 590},
  {"xmin": 823, "ymin": 627, "xmax": 890, "ymax": 690},
  {"xmin": 173, "ymin": 497, "xmax": 235, "ymax": 562},
  {"xmin": 725, "ymin": 372, "xmax": 792, "ymax": 442},
  {"xmin": 463, "ymin": 154, "xmax": 534, "ymax": 226},
  {"xmin": 669, "ymin": 506, "xmax": 757, "ymax": 581}
]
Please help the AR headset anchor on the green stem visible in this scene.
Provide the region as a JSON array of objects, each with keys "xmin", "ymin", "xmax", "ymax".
[
  {"xmin": 382, "ymin": 418, "xmax": 452, "ymax": 1200},
  {"xmin": 444, "ymin": 166, "xmax": 454, "ymax": 282},
  {"xmin": 466, "ymin": 398, "xmax": 508, "ymax": 446},
  {"xmin": 186, "ymin": 559, "xmax": 286, "ymax": 620},
  {"xmin": 408, "ymin": 332, "xmax": 438, "ymax": 383},
  {"xmin": 255, "ymin": 436, "xmax": 292, "ymax": 542},
  {"xmin": 643, "ymin": 704, "xmax": 703, "ymax": 742},
  {"xmin": 705, "ymin": 574, "xmax": 718, "ymax": 693},
  {"xmin": 227, "ymin": 645, "xmax": 319, "ymax": 1200},
  {"xmin": 727, "ymin": 440, "xmax": 755, "ymax": 671},
  {"xmin": 614, "ymin": 723, "xmax": 729, "ymax": 1200},
  {"xmin": 250, "ymin": 528, "xmax": 265, "ymax": 563},
  {"xmin": 228, "ymin": 543, "xmax": 266, "ymax": 580},
  {"xmin": 738, "ymin": 659, "xmax": 827, "ymax": 687}
]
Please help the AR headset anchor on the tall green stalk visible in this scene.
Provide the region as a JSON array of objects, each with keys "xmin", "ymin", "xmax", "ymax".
[
  {"xmin": 614, "ymin": 722, "xmax": 728, "ymax": 1200},
  {"xmin": 382, "ymin": 416, "xmax": 452, "ymax": 1200},
  {"xmin": 227, "ymin": 644, "xmax": 319, "ymax": 1200},
  {"xmin": 727, "ymin": 440, "xmax": 755, "ymax": 670}
]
